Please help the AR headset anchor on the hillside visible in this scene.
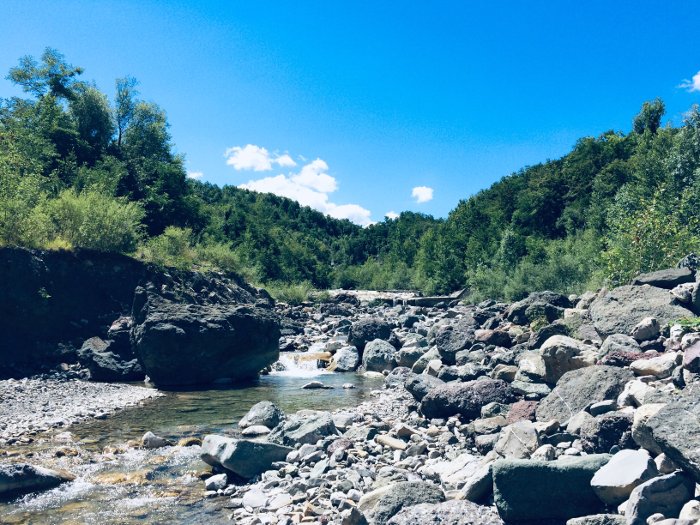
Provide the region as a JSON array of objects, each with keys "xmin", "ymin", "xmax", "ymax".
[{"xmin": 2, "ymin": 49, "xmax": 700, "ymax": 299}]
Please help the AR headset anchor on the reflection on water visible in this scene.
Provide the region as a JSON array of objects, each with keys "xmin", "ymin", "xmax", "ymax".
[{"xmin": 1, "ymin": 372, "xmax": 384, "ymax": 524}]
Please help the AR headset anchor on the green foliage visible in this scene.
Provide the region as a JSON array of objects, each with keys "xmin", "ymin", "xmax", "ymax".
[
  {"xmin": 676, "ymin": 318, "xmax": 700, "ymax": 330},
  {"xmin": 138, "ymin": 226, "xmax": 194, "ymax": 269},
  {"xmin": 266, "ymin": 281, "xmax": 315, "ymax": 305},
  {"xmin": 0, "ymin": 172, "xmax": 51, "ymax": 247}
]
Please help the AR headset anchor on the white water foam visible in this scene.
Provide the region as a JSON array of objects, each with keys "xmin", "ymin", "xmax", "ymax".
[{"xmin": 271, "ymin": 352, "xmax": 332, "ymax": 378}]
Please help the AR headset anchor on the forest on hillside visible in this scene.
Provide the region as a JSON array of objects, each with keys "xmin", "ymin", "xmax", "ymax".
[{"xmin": 2, "ymin": 49, "xmax": 700, "ymax": 300}]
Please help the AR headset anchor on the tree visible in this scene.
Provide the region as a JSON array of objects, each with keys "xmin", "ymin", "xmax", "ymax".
[
  {"xmin": 633, "ymin": 98, "xmax": 665, "ymax": 135},
  {"xmin": 7, "ymin": 48, "xmax": 84, "ymax": 100},
  {"xmin": 114, "ymin": 77, "xmax": 139, "ymax": 148}
]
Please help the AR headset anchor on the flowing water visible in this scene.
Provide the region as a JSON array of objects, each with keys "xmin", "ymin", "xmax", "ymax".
[{"xmin": 0, "ymin": 358, "xmax": 384, "ymax": 524}]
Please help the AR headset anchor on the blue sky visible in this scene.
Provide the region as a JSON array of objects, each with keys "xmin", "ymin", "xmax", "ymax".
[{"xmin": 1, "ymin": 1, "xmax": 700, "ymax": 225}]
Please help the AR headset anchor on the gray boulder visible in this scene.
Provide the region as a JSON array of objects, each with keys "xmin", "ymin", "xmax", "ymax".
[
  {"xmin": 348, "ymin": 318, "xmax": 393, "ymax": 351},
  {"xmin": 646, "ymin": 394, "xmax": 700, "ymax": 482},
  {"xmin": 268, "ymin": 410, "xmax": 338, "ymax": 446},
  {"xmin": 404, "ymin": 372, "xmax": 444, "ymax": 402},
  {"xmin": 0, "ymin": 463, "xmax": 75, "ymax": 498},
  {"xmin": 411, "ymin": 347, "xmax": 440, "ymax": 374},
  {"xmin": 506, "ymin": 291, "xmax": 571, "ymax": 325},
  {"xmin": 434, "ymin": 317, "xmax": 477, "ymax": 365},
  {"xmin": 387, "ymin": 500, "xmax": 504, "ymax": 525},
  {"xmin": 238, "ymin": 400, "xmax": 284, "ymax": 429},
  {"xmin": 536, "ymin": 366, "xmax": 633, "ymax": 424},
  {"xmin": 396, "ymin": 336, "xmax": 428, "ymax": 368},
  {"xmin": 494, "ymin": 420, "xmax": 539, "ymax": 459},
  {"xmin": 132, "ymin": 297, "xmax": 280, "ymax": 387},
  {"xmin": 78, "ymin": 336, "xmax": 143, "ymax": 381},
  {"xmin": 599, "ymin": 334, "xmax": 640, "ymax": 355},
  {"xmin": 201, "ymin": 435, "xmax": 291, "ymax": 479},
  {"xmin": 492, "ymin": 455, "xmax": 610, "ymax": 522},
  {"xmin": 421, "ymin": 379, "xmax": 515, "ymax": 420},
  {"xmin": 590, "ymin": 449, "xmax": 658, "ymax": 505},
  {"xmin": 333, "ymin": 345, "xmax": 361, "ymax": 372},
  {"xmin": 631, "ymin": 267, "xmax": 694, "ymax": 289},
  {"xmin": 624, "ymin": 472, "xmax": 694, "ymax": 525},
  {"xmin": 539, "ymin": 335, "xmax": 599, "ymax": 384},
  {"xmin": 578, "ymin": 412, "xmax": 633, "ymax": 453},
  {"xmin": 365, "ymin": 481, "xmax": 445, "ymax": 525},
  {"xmin": 589, "ymin": 285, "xmax": 693, "ymax": 338},
  {"xmin": 362, "ymin": 339, "xmax": 397, "ymax": 372}
]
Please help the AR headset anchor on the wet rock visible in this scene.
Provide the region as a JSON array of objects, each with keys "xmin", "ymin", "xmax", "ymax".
[
  {"xmin": 141, "ymin": 431, "xmax": 172, "ymax": 449},
  {"xmin": 302, "ymin": 380, "xmax": 328, "ymax": 389},
  {"xmin": 201, "ymin": 435, "xmax": 292, "ymax": 479},
  {"xmin": 241, "ymin": 425, "xmax": 271, "ymax": 437},
  {"xmin": 624, "ymin": 472, "xmax": 695, "ymax": 525},
  {"xmin": 492, "ymin": 455, "xmax": 610, "ymax": 522},
  {"xmin": 362, "ymin": 339, "xmax": 397, "ymax": 372},
  {"xmin": 420, "ymin": 379, "xmax": 515, "ymax": 420},
  {"xmin": 0, "ymin": 463, "xmax": 75, "ymax": 498},
  {"xmin": 348, "ymin": 318, "xmax": 393, "ymax": 351},
  {"xmin": 590, "ymin": 449, "xmax": 658, "ymax": 505},
  {"xmin": 387, "ymin": 499, "xmax": 504, "ymax": 525},
  {"xmin": 589, "ymin": 285, "xmax": 693, "ymax": 338},
  {"xmin": 333, "ymin": 346, "xmax": 361, "ymax": 372},
  {"xmin": 268, "ymin": 410, "xmax": 338, "ymax": 446},
  {"xmin": 536, "ymin": 366, "xmax": 633, "ymax": 424},
  {"xmin": 238, "ymin": 400, "xmax": 284, "ymax": 429}
]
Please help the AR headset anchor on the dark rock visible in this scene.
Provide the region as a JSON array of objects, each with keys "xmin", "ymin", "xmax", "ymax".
[
  {"xmin": 387, "ymin": 499, "xmax": 504, "ymax": 525},
  {"xmin": 677, "ymin": 253, "xmax": 700, "ymax": 272},
  {"xmin": 506, "ymin": 292, "xmax": 571, "ymax": 325},
  {"xmin": 362, "ymin": 339, "xmax": 397, "ymax": 372},
  {"xmin": 589, "ymin": 285, "xmax": 693, "ymax": 338},
  {"xmin": 631, "ymin": 267, "xmax": 694, "ymax": 289},
  {"xmin": 474, "ymin": 329, "xmax": 512, "ymax": 348},
  {"xmin": 506, "ymin": 400, "xmax": 538, "ymax": 425},
  {"xmin": 404, "ymin": 373, "xmax": 445, "ymax": 402},
  {"xmin": 238, "ymin": 400, "xmax": 284, "ymax": 429},
  {"xmin": 529, "ymin": 321, "xmax": 569, "ymax": 349},
  {"xmin": 579, "ymin": 412, "xmax": 634, "ymax": 453},
  {"xmin": 0, "ymin": 463, "xmax": 75, "ymax": 499},
  {"xmin": 201, "ymin": 435, "xmax": 291, "ymax": 479},
  {"xmin": 77, "ymin": 336, "xmax": 143, "ymax": 381},
  {"xmin": 566, "ymin": 515, "xmax": 625, "ymax": 525},
  {"xmin": 599, "ymin": 350, "xmax": 653, "ymax": 368},
  {"xmin": 348, "ymin": 318, "xmax": 393, "ymax": 351},
  {"xmin": 384, "ymin": 367, "xmax": 411, "ymax": 389},
  {"xmin": 492, "ymin": 455, "xmax": 610, "ymax": 522},
  {"xmin": 421, "ymin": 379, "xmax": 516, "ymax": 420},
  {"xmin": 599, "ymin": 333, "xmax": 640, "ymax": 355},
  {"xmin": 434, "ymin": 317, "xmax": 478, "ymax": 365},
  {"xmin": 536, "ymin": 366, "xmax": 633, "ymax": 424},
  {"xmin": 132, "ymin": 295, "xmax": 279, "ymax": 387},
  {"xmin": 370, "ymin": 481, "xmax": 445, "ymax": 525},
  {"xmin": 268, "ymin": 410, "xmax": 338, "ymax": 446}
]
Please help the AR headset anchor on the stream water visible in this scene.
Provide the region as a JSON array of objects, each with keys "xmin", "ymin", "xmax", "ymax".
[{"xmin": 0, "ymin": 357, "xmax": 385, "ymax": 524}]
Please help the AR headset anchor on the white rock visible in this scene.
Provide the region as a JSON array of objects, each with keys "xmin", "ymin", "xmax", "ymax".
[{"xmin": 590, "ymin": 449, "xmax": 658, "ymax": 505}]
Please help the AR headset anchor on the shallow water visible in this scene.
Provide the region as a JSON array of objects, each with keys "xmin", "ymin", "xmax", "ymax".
[{"xmin": 0, "ymin": 369, "xmax": 384, "ymax": 524}]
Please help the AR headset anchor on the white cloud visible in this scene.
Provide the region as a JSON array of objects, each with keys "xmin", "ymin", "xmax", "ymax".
[
  {"xmin": 680, "ymin": 71, "xmax": 700, "ymax": 92},
  {"xmin": 238, "ymin": 157, "xmax": 373, "ymax": 226},
  {"xmin": 224, "ymin": 144, "xmax": 297, "ymax": 171},
  {"xmin": 187, "ymin": 171, "xmax": 203, "ymax": 180},
  {"xmin": 385, "ymin": 211, "xmax": 399, "ymax": 220},
  {"xmin": 412, "ymin": 186, "xmax": 434, "ymax": 203}
]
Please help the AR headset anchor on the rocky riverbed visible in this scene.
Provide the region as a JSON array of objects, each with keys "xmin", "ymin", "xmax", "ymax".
[{"xmin": 5, "ymin": 258, "xmax": 700, "ymax": 524}]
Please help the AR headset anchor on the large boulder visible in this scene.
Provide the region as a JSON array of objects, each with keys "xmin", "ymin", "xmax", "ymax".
[
  {"xmin": 536, "ymin": 366, "xmax": 633, "ymax": 424},
  {"xmin": 404, "ymin": 372, "xmax": 444, "ymax": 402},
  {"xmin": 578, "ymin": 412, "xmax": 633, "ymax": 453},
  {"xmin": 348, "ymin": 318, "xmax": 393, "ymax": 351},
  {"xmin": 433, "ymin": 317, "xmax": 477, "ymax": 365},
  {"xmin": 362, "ymin": 339, "xmax": 397, "ymax": 372},
  {"xmin": 77, "ymin": 336, "xmax": 143, "ymax": 381},
  {"xmin": 492, "ymin": 455, "xmax": 610, "ymax": 522},
  {"xmin": 624, "ymin": 472, "xmax": 695, "ymax": 525},
  {"xmin": 590, "ymin": 449, "xmax": 658, "ymax": 506},
  {"xmin": 646, "ymin": 394, "xmax": 700, "ymax": 482},
  {"xmin": 387, "ymin": 500, "xmax": 504, "ymax": 525},
  {"xmin": 630, "ymin": 267, "xmax": 694, "ymax": 289},
  {"xmin": 0, "ymin": 463, "xmax": 75, "ymax": 498},
  {"xmin": 268, "ymin": 410, "xmax": 338, "ymax": 446},
  {"xmin": 332, "ymin": 345, "xmax": 361, "ymax": 372},
  {"xmin": 359, "ymin": 481, "xmax": 444, "ymax": 525},
  {"xmin": 238, "ymin": 400, "xmax": 284, "ymax": 429},
  {"xmin": 589, "ymin": 285, "xmax": 693, "ymax": 338},
  {"xmin": 505, "ymin": 291, "xmax": 571, "ymax": 325},
  {"xmin": 132, "ymin": 295, "xmax": 280, "ymax": 387},
  {"xmin": 421, "ymin": 379, "xmax": 515, "ymax": 420},
  {"xmin": 539, "ymin": 335, "xmax": 599, "ymax": 384},
  {"xmin": 201, "ymin": 435, "xmax": 291, "ymax": 479}
]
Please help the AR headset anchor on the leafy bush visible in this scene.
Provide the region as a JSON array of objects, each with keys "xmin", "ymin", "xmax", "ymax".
[
  {"xmin": 45, "ymin": 190, "xmax": 145, "ymax": 252},
  {"xmin": 0, "ymin": 172, "xmax": 51, "ymax": 248},
  {"xmin": 138, "ymin": 226, "xmax": 194, "ymax": 269},
  {"xmin": 266, "ymin": 281, "xmax": 315, "ymax": 305}
]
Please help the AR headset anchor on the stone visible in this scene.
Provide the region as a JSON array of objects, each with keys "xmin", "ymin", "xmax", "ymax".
[
  {"xmin": 630, "ymin": 352, "xmax": 679, "ymax": 379},
  {"xmin": 132, "ymin": 298, "xmax": 280, "ymax": 386},
  {"xmin": 141, "ymin": 431, "xmax": 171, "ymax": 449},
  {"xmin": 302, "ymin": 380, "xmax": 327, "ymax": 389},
  {"xmin": 411, "ymin": 346, "xmax": 440, "ymax": 374},
  {"xmin": 492, "ymin": 455, "xmax": 610, "ymax": 522},
  {"xmin": 566, "ymin": 516, "xmax": 625, "ymax": 525},
  {"xmin": 679, "ymin": 500, "xmax": 700, "ymax": 521},
  {"xmin": 579, "ymin": 412, "xmax": 633, "ymax": 454},
  {"xmin": 494, "ymin": 421, "xmax": 540, "ymax": 459},
  {"xmin": 599, "ymin": 333, "xmax": 641, "ymax": 355},
  {"xmin": 506, "ymin": 292, "xmax": 571, "ymax": 325},
  {"xmin": 0, "ymin": 463, "xmax": 75, "ymax": 498},
  {"xmin": 333, "ymin": 346, "xmax": 361, "ymax": 372},
  {"xmin": 631, "ymin": 317, "xmax": 661, "ymax": 342},
  {"xmin": 241, "ymin": 425, "xmax": 271, "ymax": 437},
  {"xmin": 631, "ymin": 267, "xmax": 694, "ymax": 289},
  {"xmin": 434, "ymin": 317, "xmax": 478, "ymax": 364},
  {"xmin": 348, "ymin": 318, "xmax": 393, "ymax": 350},
  {"xmin": 384, "ymin": 366, "xmax": 411, "ymax": 389},
  {"xmin": 420, "ymin": 452, "xmax": 481, "ymax": 487},
  {"xmin": 420, "ymin": 379, "xmax": 516, "ymax": 420},
  {"xmin": 624, "ymin": 472, "xmax": 694, "ymax": 525},
  {"xmin": 536, "ymin": 366, "xmax": 633, "ymax": 424},
  {"xmin": 78, "ymin": 336, "xmax": 143, "ymax": 381},
  {"xmin": 362, "ymin": 339, "xmax": 397, "ymax": 372},
  {"xmin": 515, "ymin": 350, "xmax": 547, "ymax": 383},
  {"xmin": 589, "ymin": 285, "xmax": 693, "ymax": 338},
  {"xmin": 204, "ymin": 473, "xmax": 228, "ymax": 491},
  {"xmin": 403, "ymin": 373, "xmax": 444, "ymax": 402},
  {"xmin": 363, "ymin": 481, "xmax": 445, "ymax": 525},
  {"xmin": 238, "ymin": 400, "xmax": 284, "ymax": 429},
  {"xmin": 632, "ymin": 403, "xmax": 665, "ymax": 455},
  {"xmin": 201, "ymin": 435, "xmax": 292, "ymax": 479},
  {"xmin": 646, "ymin": 395, "xmax": 700, "ymax": 482},
  {"xmin": 682, "ymin": 341, "xmax": 700, "ymax": 373},
  {"xmin": 268, "ymin": 410, "xmax": 338, "ymax": 446},
  {"xmin": 590, "ymin": 449, "xmax": 658, "ymax": 505},
  {"xmin": 539, "ymin": 335, "xmax": 600, "ymax": 384},
  {"xmin": 387, "ymin": 500, "xmax": 504, "ymax": 525}
]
